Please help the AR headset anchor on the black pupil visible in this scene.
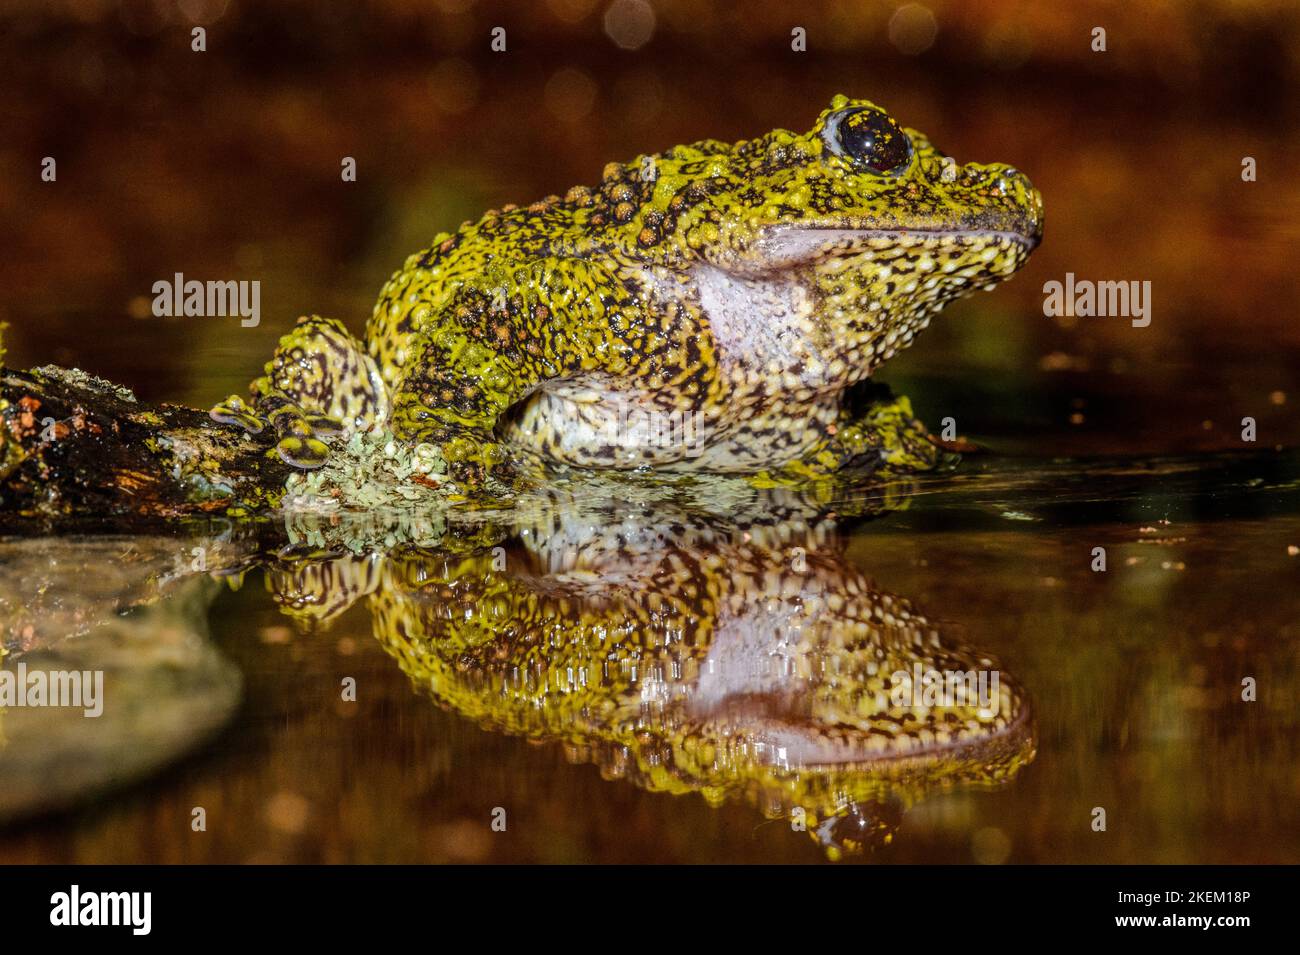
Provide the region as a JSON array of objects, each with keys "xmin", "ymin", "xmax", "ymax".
[{"xmin": 837, "ymin": 109, "xmax": 912, "ymax": 174}]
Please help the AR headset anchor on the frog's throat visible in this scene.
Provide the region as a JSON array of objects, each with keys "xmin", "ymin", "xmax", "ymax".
[{"xmin": 715, "ymin": 686, "xmax": 1034, "ymax": 770}]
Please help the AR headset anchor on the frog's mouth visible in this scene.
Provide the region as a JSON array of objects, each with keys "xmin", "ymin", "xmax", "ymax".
[
  {"xmin": 752, "ymin": 225, "xmax": 1040, "ymax": 270},
  {"xmin": 733, "ymin": 694, "xmax": 1034, "ymax": 769},
  {"xmin": 678, "ymin": 689, "xmax": 1034, "ymax": 785}
]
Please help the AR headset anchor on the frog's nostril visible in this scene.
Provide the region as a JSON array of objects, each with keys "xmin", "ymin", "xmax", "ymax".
[
  {"xmin": 958, "ymin": 163, "xmax": 1030, "ymax": 190},
  {"xmin": 991, "ymin": 167, "xmax": 1030, "ymax": 193}
]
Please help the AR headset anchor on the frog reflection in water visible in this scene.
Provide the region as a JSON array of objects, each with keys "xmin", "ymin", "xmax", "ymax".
[
  {"xmin": 266, "ymin": 491, "xmax": 1035, "ymax": 857},
  {"xmin": 213, "ymin": 95, "xmax": 1042, "ymax": 487}
]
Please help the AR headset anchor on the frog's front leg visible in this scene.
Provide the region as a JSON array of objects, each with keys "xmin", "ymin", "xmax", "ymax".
[
  {"xmin": 210, "ymin": 315, "xmax": 389, "ymax": 469},
  {"xmin": 774, "ymin": 389, "xmax": 945, "ymax": 482}
]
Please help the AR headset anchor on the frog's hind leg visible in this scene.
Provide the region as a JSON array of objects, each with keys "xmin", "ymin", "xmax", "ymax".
[
  {"xmin": 210, "ymin": 314, "xmax": 389, "ymax": 469},
  {"xmin": 388, "ymin": 340, "xmax": 519, "ymax": 488},
  {"xmin": 386, "ymin": 312, "xmax": 555, "ymax": 489},
  {"xmin": 380, "ymin": 256, "xmax": 676, "ymax": 490}
]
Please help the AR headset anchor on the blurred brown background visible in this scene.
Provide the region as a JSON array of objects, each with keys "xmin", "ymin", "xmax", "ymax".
[{"xmin": 2, "ymin": 0, "xmax": 1298, "ymax": 455}]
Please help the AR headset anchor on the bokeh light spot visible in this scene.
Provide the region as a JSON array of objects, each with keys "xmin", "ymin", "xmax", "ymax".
[
  {"xmin": 604, "ymin": 0, "xmax": 656, "ymax": 51},
  {"xmin": 888, "ymin": 3, "xmax": 938, "ymax": 56}
]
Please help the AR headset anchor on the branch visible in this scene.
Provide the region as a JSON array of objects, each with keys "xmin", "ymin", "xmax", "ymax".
[{"xmin": 0, "ymin": 365, "xmax": 290, "ymax": 525}]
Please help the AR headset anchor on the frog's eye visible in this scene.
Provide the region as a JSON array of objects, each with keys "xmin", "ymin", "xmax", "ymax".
[{"xmin": 823, "ymin": 107, "xmax": 913, "ymax": 175}]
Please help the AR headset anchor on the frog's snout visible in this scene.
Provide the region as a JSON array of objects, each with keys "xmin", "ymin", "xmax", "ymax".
[
  {"xmin": 957, "ymin": 161, "xmax": 1044, "ymax": 247},
  {"xmin": 996, "ymin": 167, "xmax": 1044, "ymax": 245}
]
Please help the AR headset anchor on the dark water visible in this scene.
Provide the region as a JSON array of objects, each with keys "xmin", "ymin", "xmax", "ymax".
[
  {"xmin": 2, "ymin": 452, "xmax": 1297, "ymax": 863},
  {"xmin": 2, "ymin": 2, "xmax": 1299, "ymax": 863}
]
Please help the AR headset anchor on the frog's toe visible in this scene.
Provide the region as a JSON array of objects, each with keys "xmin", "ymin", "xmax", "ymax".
[
  {"xmin": 209, "ymin": 395, "xmax": 266, "ymax": 435},
  {"xmin": 302, "ymin": 412, "xmax": 345, "ymax": 438},
  {"xmin": 835, "ymin": 447, "xmax": 886, "ymax": 474},
  {"xmin": 276, "ymin": 434, "xmax": 333, "ymax": 470}
]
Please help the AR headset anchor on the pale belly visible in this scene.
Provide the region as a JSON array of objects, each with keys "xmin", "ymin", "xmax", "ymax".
[
  {"xmin": 502, "ymin": 377, "xmax": 839, "ymax": 471},
  {"xmin": 501, "ymin": 263, "xmax": 865, "ymax": 472}
]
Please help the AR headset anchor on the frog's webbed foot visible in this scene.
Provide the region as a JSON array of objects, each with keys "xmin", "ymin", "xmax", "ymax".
[
  {"xmin": 775, "ymin": 390, "xmax": 947, "ymax": 482},
  {"xmin": 261, "ymin": 396, "xmax": 337, "ymax": 469},
  {"xmin": 210, "ymin": 314, "xmax": 389, "ymax": 471},
  {"xmin": 209, "ymin": 394, "xmax": 266, "ymax": 435},
  {"xmin": 209, "ymin": 392, "xmax": 336, "ymax": 468}
]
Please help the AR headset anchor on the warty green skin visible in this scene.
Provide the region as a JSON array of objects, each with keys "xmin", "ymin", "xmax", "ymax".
[{"xmin": 211, "ymin": 94, "xmax": 1043, "ymax": 485}]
